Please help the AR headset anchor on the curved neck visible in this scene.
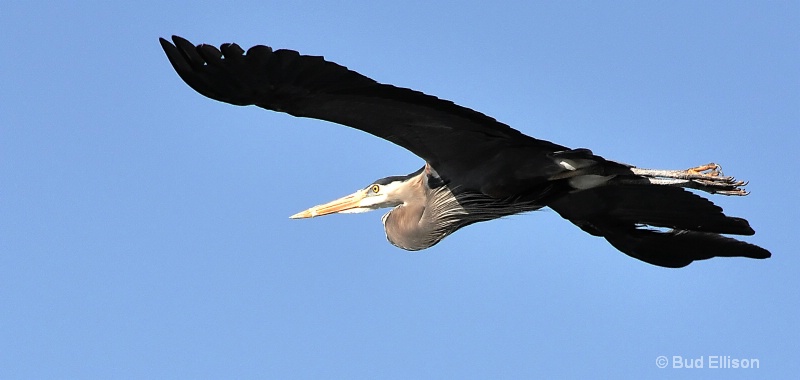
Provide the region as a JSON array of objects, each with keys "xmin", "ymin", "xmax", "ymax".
[
  {"xmin": 382, "ymin": 179, "xmax": 466, "ymax": 250},
  {"xmin": 382, "ymin": 201, "xmax": 428, "ymax": 250}
]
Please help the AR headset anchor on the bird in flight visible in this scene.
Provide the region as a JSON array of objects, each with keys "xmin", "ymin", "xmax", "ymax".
[{"xmin": 160, "ymin": 35, "xmax": 770, "ymax": 267}]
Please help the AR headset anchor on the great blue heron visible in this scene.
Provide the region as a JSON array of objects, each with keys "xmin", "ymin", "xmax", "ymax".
[{"xmin": 159, "ymin": 36, "xmax": 770, "ymax": 268}]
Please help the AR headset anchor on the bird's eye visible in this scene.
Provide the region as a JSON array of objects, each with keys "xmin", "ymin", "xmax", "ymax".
[{"xmin": 371, "ymin": 185, "xmax": 380, "ymax": 193}]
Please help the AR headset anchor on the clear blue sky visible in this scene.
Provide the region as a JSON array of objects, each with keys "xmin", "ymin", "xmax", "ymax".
[{"xmin": 2, "ymin": 1, "xmax": 798, "ymax": 378}]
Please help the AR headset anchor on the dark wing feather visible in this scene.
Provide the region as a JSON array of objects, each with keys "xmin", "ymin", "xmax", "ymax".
[
  {"xmin": 601, "ymin": 228, "xmax": 770, "ymax": 268},
  {"xmin": 159, "ymin": 36, "xmax": 564, "ymax": 177},
  {"xmin": 547, "ymin": 184, "xmax": 771, "ymax": 267}
]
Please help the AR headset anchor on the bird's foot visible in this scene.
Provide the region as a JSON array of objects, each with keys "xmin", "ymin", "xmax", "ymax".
[
  {"xmin": 687, "ymin": 163, "xmax": 721, "ymax": 176},
  {"xmin": 628, "ymin": 163, "xmax": 749, "ymax": 196}
]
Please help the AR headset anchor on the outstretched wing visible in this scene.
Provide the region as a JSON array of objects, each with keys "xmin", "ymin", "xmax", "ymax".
[{"xmin": 159, "ymin": 36, "xmax": 565, "ymax": 176}]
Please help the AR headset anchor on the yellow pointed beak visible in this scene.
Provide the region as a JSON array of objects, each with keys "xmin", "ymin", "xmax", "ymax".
[{"xmin": 289, "ymin": 189, "xmax": 369, "ymax": 219}]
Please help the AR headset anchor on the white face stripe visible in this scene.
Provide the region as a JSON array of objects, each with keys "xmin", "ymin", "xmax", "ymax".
[
  {"xmin": 358, "ymin": 193, "xmax": 390, "ymax": 208},
  {"xmin": 362, "ymin": 180, "xmax": 405, "ymax": 207}
]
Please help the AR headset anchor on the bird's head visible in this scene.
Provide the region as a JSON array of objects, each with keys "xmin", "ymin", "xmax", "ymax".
[{"xmin": 289, "ymin": 168, "xmax": 425, "ymax": 219}]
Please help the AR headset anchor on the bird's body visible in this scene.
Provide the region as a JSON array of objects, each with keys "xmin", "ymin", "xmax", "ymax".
[{"xmin": 160, "ymin": 36, "xmax": 770, "ymax": 267}]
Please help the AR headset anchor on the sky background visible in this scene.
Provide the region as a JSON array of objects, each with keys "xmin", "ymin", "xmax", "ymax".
[{"xmin": 2, "ymin": 1, "xmax": 798, "ymax": 378}]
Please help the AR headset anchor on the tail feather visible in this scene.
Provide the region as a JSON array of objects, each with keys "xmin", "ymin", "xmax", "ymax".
[{"xmin": 598, "ymin": 224, "xmax": 770, "ymax": 268}]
